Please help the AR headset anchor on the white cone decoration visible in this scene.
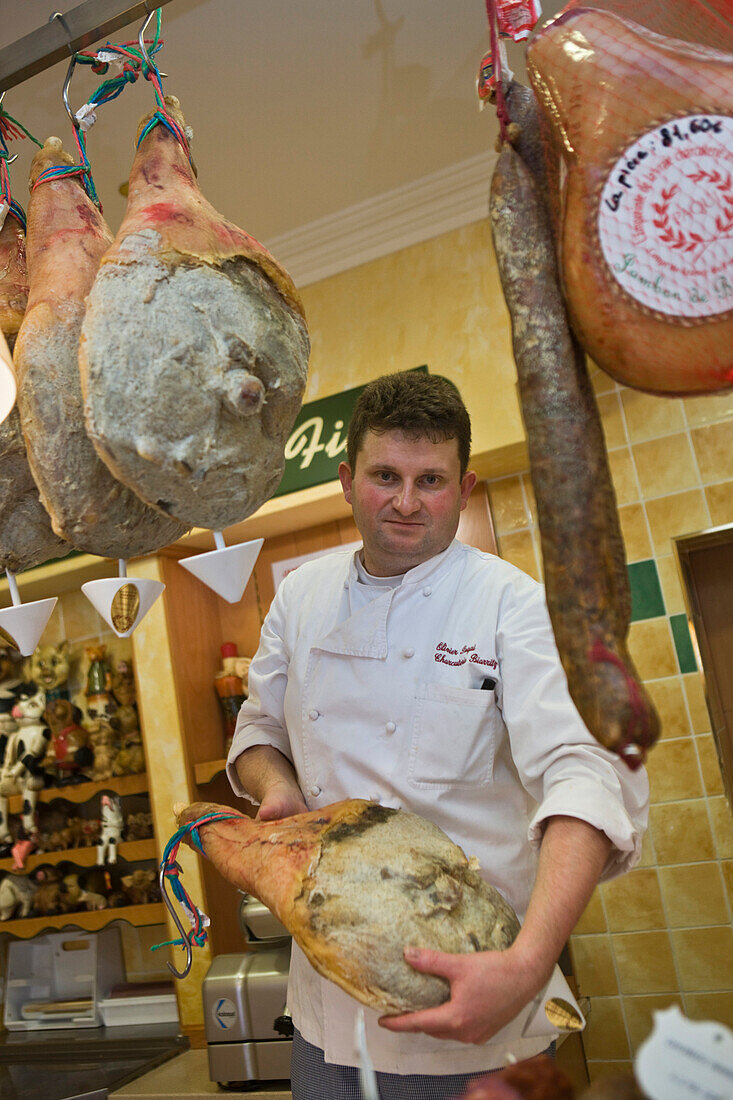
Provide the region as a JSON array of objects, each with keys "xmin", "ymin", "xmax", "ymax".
[
  {"xmin": 179, "ymin": 537, "xmax": 264, "ymax": 604},
  {"xmin": 0, "ymin": 328, "xmax": 17, "ymax": 426},
  {"xmin": 0, "ymin": 597, "xmax": 57, "ymax": 656},
  {"xmin": 81, "ymin": 576, "xmax": 165, "ymax": 638}
]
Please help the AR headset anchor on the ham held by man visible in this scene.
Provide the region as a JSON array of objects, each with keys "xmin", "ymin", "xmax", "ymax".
[
  {"xmin": 177, "ymin": 798, "xmax": 520, "ymax": 1015},
  {"xmin": 80, "ymin": 96, "xmax": 310, "ymax": 530}
]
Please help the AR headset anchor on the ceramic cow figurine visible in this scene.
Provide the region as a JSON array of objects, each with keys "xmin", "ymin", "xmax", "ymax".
[
  {"xmin": 97, "ymin": 794, "xmax": 124, "ymax": 865},
  {"xmin": 0, "ymin": 684, "xmax": 51, "ymax": 849}
]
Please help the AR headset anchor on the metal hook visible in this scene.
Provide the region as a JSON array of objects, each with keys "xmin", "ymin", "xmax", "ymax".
[
  {"xmin": 158, "ymin": 863, "xmax": 193, "ymax": 979},
  {"xmin": 49, "ymin": 11, "xmax": 75, "ymax": 55},
  {"xmin": 61, "ymin": 53, "xmax": 79, "ymax": 130},
  {"xmin": 138, "ymin": 8, "xmax": 167, "ymax": 78}
]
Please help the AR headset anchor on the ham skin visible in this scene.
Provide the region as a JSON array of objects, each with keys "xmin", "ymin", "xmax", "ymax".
[
  {"xmin": 80, "ymin": 97, "xmax": 309, "ymax": 530},
  {"xmin": 178, "ymin": 799, "xmax": 520, "ymax": 1015},
  {"xmin": 527, "ymin": 8, "xmax": 733, "ymax": 394},
  {"xmin": 0, "ymin": 211, "xmax": 28, "ymax": 345},
  {"xmin": 0, "ymin": 202, "xmax": 69, "ymax": 574},
  {"xmin": 14, "ymin": 137, "xmax": 188, "ymax": 558}
]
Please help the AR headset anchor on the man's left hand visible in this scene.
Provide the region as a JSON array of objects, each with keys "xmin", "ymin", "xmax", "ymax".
[{"xmin": 378, "ymin": 943, "xmax": 548, "ymax": 1045}]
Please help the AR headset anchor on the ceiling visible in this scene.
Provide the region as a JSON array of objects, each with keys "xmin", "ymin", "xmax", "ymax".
[{"xmin": 0, "ymin": 1, "xmax": 564, "ymax": 283}]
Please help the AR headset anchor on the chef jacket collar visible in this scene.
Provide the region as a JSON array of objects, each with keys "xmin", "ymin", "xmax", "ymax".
[
  {"xmin": 345, "ymin": 538, "xmax": 459, "ymax": 589},
  {"xmin": 315, "ymin": 541, "xmax": 460, "ymax": 659}
]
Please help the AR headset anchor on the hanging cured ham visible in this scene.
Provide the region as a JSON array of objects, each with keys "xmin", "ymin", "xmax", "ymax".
[
  {"xmin": 80, "ymin": 96, "xmax": 309, "ymax": 530},
  {"xmin": 14, "ymin": 137, "xmax": 188, "ymax": 559},
  {"xmin": 0, "ymin": 207, "xmax": 68, "ymax": 574},
  {"xmin": 527, "ymin": 7, "xmax": 733, "ymax": 394},
  {"xmin": 0, "ymin": 209, "xmax": 28, "ymax": 344},
  {"xmin": 177, "ymin": 799, "xmax": 519, "ymax": 1014}
]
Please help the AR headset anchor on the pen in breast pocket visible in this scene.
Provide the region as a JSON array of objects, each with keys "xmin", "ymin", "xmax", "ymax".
[{"xmin": 481, "ymin": 677, "xmax": 496, "ymax": 691}]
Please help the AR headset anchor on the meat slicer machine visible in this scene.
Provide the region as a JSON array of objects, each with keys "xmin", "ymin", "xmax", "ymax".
[{"xmin": 202, "ymin": 893, "xmax": 293, "ymax": 1089}]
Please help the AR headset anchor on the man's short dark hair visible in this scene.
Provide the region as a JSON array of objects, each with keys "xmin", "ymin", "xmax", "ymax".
[{"xmin": 346, "ymin": 371, "xmax": 472, "ymax": 475}]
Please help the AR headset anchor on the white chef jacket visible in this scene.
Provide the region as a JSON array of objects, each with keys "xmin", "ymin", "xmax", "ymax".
[{"xmin": 226, "ymin": 539, "xmax": 649, "ymax": 1074}]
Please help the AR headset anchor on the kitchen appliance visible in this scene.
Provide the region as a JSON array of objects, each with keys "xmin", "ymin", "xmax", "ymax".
[
  {"xmin": 4, "ymin": 928, "xmax": 124, "ymax": 1031},
  {"xmin": 203, "ymin": 892, "xmax": 293, "ymax": 1089}
]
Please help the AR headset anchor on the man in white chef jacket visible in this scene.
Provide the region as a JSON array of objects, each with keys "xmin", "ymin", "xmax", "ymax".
[{"xmin": 226, "ymin": 371, "xmax": 649, "ymax": 1100}]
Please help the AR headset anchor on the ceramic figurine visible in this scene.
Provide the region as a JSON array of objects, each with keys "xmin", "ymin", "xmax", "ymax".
[
  {"xmin": 33, "ymin": 866, "xmax": 64, "ymax": 916},
  {"xmin": 85, "ymin": 644, "xmax": 112, "ymax": 700},
  {"xmin": 0, "ymin": 684, "xmax": 52, "ymax": 848},
  {"xmin": 44, "ymin": 698, "xmax": 94, "ymax": 784},
  {"xmin": 124, "ymin": 810, "xmax": 153, "ymax": 842},
  {"xmin": 110, "ymin": 658, "xmax": 137, "ymax": 708},
  {"xmin": 0, "ymin": 872, "xmax": 36, "ymax": 920},
  {"xmin": 30, "ymin": 641, "xmax": 70, "ymax": 704},
  {"xmin": 83, "ymin": 692, "xmax": 117, "ymax": 775},
  {"xmin": 11, "ymin": 829, "xmax": 35, "ymax": 870},
  {"xmin": 0, "ymin": 646, "xmax": 24, "ymax": 738},
  {"xmin": 61, "ymin": 872, "xmax": 107, "ymax": 912},
  {"xmin": 121, "ymin": 867, "xmax": 159, "ymax": 906},
  {"xmin": 97, "ymin": 794, "xmax": 124, "ymax": 864},
  {"xmin": 112, "ymin": 725, "xmax": 145, "ymax": 776}
]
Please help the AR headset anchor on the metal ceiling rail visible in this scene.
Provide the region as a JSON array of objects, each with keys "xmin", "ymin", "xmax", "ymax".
[{"xmin": 0, "ymin": 0, "xmax": 176, "ymax": 93}]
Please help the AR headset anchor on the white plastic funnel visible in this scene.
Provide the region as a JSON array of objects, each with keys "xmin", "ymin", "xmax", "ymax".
[
  {"xmin": 179, "ymin": 537, "xmax": 264, "ymax": 604},
  {"xmin": 0, "ymin": 598, "xmax": 57, "ymax": 656},
  {"xmin": 0, "ymin": 328, "xmax": 17, "ymax": 426},
  {"xmin": 81, "ymin": 576, "xmax": 165, "ymax": 638}
]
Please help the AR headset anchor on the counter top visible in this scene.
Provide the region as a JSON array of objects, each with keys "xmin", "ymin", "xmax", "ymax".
[{"xmin": 111, "ymin": 1048, "xmax": 291, "ymax": 1099}]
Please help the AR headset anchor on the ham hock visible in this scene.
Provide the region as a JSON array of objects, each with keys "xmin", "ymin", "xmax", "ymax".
[{"xmin": 178, "ymin": 799, "xmax": 520, "ymax": 1015}]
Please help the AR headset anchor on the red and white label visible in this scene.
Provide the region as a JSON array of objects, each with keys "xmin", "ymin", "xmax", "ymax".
[{"xmin": 598, "ymin": 114, "xmax": 733, "ymax": 319}]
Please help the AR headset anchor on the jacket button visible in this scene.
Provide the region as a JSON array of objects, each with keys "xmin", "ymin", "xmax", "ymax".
[
  {"xmin": 308, "ymin": 709, "xmax": 319, "ymax": 721},
  {"xmin": 385, "ymin": 721, "xmax": 396, "ymax": 734},
  {"xmin": 422, "ymin": 586, "xmax": 432, "ymax": 597},
  {"xmin": 403, "ymin": 647, "xmax": 415, "ymax": 658},
  {"xmin": 309, "ymin": 785, "xmax": 321, "ymax": 797}
]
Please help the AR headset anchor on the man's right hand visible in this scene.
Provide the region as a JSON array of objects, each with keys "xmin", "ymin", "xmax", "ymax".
[
  {"xmin": 234, "ymin": 744, "xmax": 308, "ymax": 821},
  {"xmin": 257, "ymin": 779, "xmax": 308, "ymax": 821}
]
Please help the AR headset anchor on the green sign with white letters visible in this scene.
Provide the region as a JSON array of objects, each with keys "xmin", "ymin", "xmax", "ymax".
[{"xmin": 273, "ymin": 365, "xmax": 428, "ymax": 497}]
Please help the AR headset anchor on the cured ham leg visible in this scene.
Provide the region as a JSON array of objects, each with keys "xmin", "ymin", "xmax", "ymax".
[
  {"xmin": 14, "ymin": 138, "xmax": 187, "ymax": 558},
  {"xmin": 177, "ymin": 799, "xmax": 519, "ymax": 1015},
  {"xmin": 527, "ymin": 9, "xmax": 733, "ymax": 394},
  {"xmin": 0, "ymin": 210, "xmax": 28, "ymax": 345},
  {"xmin": 0, "ymin": 207, "xmax": 68, "ymax": 574},
  {"xmin": 80, "ymin": 97, "xmax": 309, "ymax": 530}
]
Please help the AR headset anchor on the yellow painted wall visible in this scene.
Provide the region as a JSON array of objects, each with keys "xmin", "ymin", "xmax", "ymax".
[{"xmin": 299, "ymin": 220, "xmax": 526, "ymax": 477}]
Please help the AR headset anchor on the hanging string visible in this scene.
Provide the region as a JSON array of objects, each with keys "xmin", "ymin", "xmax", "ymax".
[
  {"xmin": 133, "ymin": 10, "xmax": 193, "ymax": 162},
  {"xmin": 0, "ymin": 107, "xmax": 42, "ymax": 149},
  {"xmin": 151, "ymin": 810, "xmax": 240, "ymax": 956},
  {"xmin": 31, "ymin": 19, "xmax": 165, "ymax": 209},
  {"xmin": 0, "ymin": 106, "xmax": 40, "ymax": 232},
  {"xmin": 31, "ymin": 129, "xmax": 100, "ymax": 208},
  {"xmin": 485, "ymin": 0, "xmax": 511, "ymax": 143}
]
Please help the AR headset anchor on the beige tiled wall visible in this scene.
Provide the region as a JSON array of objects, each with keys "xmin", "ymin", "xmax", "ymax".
[{"xmin": 485, "ymin": 371, "xmax": 733, "ymax": 1084}]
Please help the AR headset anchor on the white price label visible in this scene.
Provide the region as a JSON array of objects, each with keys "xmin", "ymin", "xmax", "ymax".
[
  {"xmin": 635, "ymin": 1006, "xmax": 733, "ymax": 1100},
  {"xmin": 598, "ymin": 114, "xmax": 733, "ymax": 319}
]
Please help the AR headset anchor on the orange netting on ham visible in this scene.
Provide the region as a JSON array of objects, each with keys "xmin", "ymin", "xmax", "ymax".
[
  {"xmin": 560, "ymin": 0, "xmax": 732, "ymax": 49},
  {"xmin": 525, "ymin": 1, "xmax": 733, "ymax": 394}
]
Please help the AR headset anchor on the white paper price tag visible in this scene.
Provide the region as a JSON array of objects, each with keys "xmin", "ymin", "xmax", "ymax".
[{"xmin": 635, "ymin": 1006, "xmax": 733, "ymax": 1100}]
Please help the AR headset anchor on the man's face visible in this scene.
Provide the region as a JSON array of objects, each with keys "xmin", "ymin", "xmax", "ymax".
[{"xmin": 338, "ymin": 429, "xmax": 477, "ymax": 576}]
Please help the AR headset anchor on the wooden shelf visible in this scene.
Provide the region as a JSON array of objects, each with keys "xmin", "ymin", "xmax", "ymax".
[
  {"xmin": 8, "ymin": 773, "xmax": 149, "ymax": 815},
  {"xmin": 0, "ymin": 903, "xmax": 166, "ymax": 939},
  {"xmin": 0, "ymin": 553, "xmax": 116, "ymax": 606},
  {"xmin": 0, "ymin": 839, "xmax": 157, "ymax": 874},
  {"xmin": 194, "ymin": 759, "xmax": 227, "ymax": 786}
]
